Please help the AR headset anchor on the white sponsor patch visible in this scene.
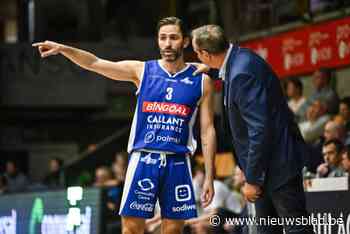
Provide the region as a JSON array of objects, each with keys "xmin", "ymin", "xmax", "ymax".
[
  {"xmin": 175, "ymin": 185, "xmax": 191, "ymax": 202},
  {"xmin": 137, "ymin": 178, "xmax": 154, "ymax": 191},
  {"xmin": 172, "ymin": 204, "xmax": 196, "ymax": 212},
  {"xmin": 144, "ymin": 131, "xmax": 156, "ymax": 143},
  {"xmin": 156, "ymin": 135, "xmax": 180, "ymax": 144},
  {"xmin": 130, "ymin": 202, "xmax": 154, "ymax": 212},
  {"xmin": 140, "ymin": 153, "xmax": 157, "ymax": 165},
  {"xmin": 180, "ymin": 77, "xmax": 194, "ymax": 85}
]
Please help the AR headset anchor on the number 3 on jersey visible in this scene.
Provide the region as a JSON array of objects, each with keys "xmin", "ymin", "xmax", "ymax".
[{"xmin": 166, "ymin": 87, "xmax": 173, "ymax": 100}]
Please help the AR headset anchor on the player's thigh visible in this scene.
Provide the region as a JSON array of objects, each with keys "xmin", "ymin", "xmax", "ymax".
[
  {"xmin": 161, "ymin": 218, "xmax": 185, "ymax": 234},
  {"xmin": 121, "ymin": 216, "xmax": 145, "ymax": 234},
  {"xmin": 159, "ymin": 156, "xmax": 197, "ymax": 219}
]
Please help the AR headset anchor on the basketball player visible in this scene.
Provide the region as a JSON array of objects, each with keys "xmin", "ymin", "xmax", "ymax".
[{"xmin": 33, "ymin": 17, "xmax": 216, "ymax": 234}]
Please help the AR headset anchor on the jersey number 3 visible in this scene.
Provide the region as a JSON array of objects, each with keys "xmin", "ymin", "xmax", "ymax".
[{"xmin": 165, "ymin": 87, "xmax": 173, "ymax": 100}]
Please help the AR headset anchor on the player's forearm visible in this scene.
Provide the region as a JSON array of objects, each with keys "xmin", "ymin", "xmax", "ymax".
[
  {"xmin": 59, "ymin": 45, "xmax": 98, "ymax": 71},
  {"xmin": 201, "ymin": 126, "xmax": 216, "ymax": 180}
]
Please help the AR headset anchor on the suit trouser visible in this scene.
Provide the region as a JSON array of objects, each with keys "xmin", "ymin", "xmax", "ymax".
[{"xmin": 254, "ymin": 176, "xmax": 315, "ymax": 234}]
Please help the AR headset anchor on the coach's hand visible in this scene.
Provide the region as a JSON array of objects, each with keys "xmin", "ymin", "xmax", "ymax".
[
  {"xmin": 192, "ymin": 63, "xmax": 210, "ymax": 75},
  {"xmin": 201, "ymin": 178, "xmax": 214, "ymax": 208},
  {"xmin": 242, "ymin": 182, "xmax": 262, "ymax": 203},
  {"xmin": 32, "ymin": 41, "xmax": 62, "ymax": 58}
]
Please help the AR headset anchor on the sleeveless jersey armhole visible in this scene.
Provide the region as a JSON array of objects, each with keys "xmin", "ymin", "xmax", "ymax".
[
  {"xmin": 201, "ymin": 73, "xmax": 205, "ymax": 98},
  {"xmin": 197, "ymin": 73, "xmax": 205, "ymax": 106},
  {"xmin": 135, "ymin": 63, "xmax": 147, "ymax": 95}
]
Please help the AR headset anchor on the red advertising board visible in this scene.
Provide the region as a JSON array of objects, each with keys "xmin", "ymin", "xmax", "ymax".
[{"xmin": 241, "ymin": 17, "xmax": 350, "ymax": 78}]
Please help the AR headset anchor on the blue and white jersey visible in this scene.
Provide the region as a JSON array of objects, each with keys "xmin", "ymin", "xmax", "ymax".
[{"xmin": 128, "ymin": 60, "xmax": 204, "ymax": 155}]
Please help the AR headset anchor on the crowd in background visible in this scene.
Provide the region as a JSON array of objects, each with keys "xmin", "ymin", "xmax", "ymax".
[
  {"xmin": 0, "ymin": 157, "xmax": 65, "ymax": 194},
  {"xmin": 284, "ymin": 68, "xmax": 350, "ymax": 180}
]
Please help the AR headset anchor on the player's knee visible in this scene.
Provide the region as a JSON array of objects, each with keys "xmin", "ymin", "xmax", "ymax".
[
  {"xmin": 162, "ymin": 220, "xmax": 184, "ymax": 234},
  {"xmin": 122, "ymin": 217, "xmax": 145, "ymax": 234},
  {"xmin": 122, "ymin": 227, "xmax": 139, "ymax": 234},
  {"xmin": 162, "ymin": 226, "xmax": 183, "ymax": 234},
  {"xmin": 122, "ymin": 224, "xmax": 143, "ymax": 234}
]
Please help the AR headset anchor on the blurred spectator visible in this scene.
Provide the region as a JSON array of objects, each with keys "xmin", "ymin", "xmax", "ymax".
[
  {"xmin": 232, "ymin": 166, "xmax": 246, "ymax": 192},
  {"xmin": 304, "ymin": 119, "xmax": 346, "ymax": 174},
  {"xmin": 333, "ymin": 114, "xmax": 347, "ymax": 125},
  {"xmin": 189, "ymin": 165, "xmax": 243, "ymax": 234},
  {"xmin": 286, "ymin": 77, "xmax": 306, "ymax": 120},
  {"xmin": 94, "ymin": 166, "xmax": 113, "ymax": 187},
  {"xmin": 341, "ymin": 146, "xmax": 350, "ymax": 175},
  {"xmin": 4, "ymin": 160, "xmax": 30, "ymax": 193},
  {"xmin": 225, "ymin": 166, "xmax": 257, "ymax": 234},
  {"xmin": 299, "ymin": 100, "xmax": 331, "ymax": 143},
  {"xmin": 299, "ymin": 68, "xmax": 339, "ymax": 118},
  {"xmin": 316, "ymin": 139, "xmax": 345, "ymax": 178},
  {"xmin": 94, "ymin": 166, "xmax": 120, "ymax": 233},
  {"xmin": 324, "ymin": 120, "xmax": 346, "ymax": 142},
  {"xmin": 95, "ymin": 152, "xmax": 128, "ymax": 234},
  {"xmin": 105, "ymin": 152, "xmax": 128, "ymax": 187},
  {"xmin": 42, "ymin": 158, "xmax": 65, "ymax": 188},
  {"xmin": 310, "ymin": 0, "xmax": 342, "ymax": 14},
  {"xmin": 0, "ymin": 175, "xmax": 8, "ymax": 195},
  {"xmin": 105, "ymin": 152, "xmax": 127, "ymax": 212},
  {"xmin": 339, "ymin": 97, "xmax": 350, "ymax": 131}
]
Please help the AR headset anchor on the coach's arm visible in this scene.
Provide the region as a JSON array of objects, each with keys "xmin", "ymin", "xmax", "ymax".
[
  {"xmin": 32, "ymin": 41, "xmax": 144, "ymax": 87},
  {"xmin": 199, "ymin": 75, "xmax": 216, "ymax": 208}
]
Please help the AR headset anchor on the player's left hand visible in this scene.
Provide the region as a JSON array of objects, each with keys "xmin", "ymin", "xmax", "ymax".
[
  {"xmin": 201, "ymin": 178, "xmax": 214, "ymax": 208},
  {"xmin": 242, "ymin": 182, "xmax": 262, "ymax": 203}
]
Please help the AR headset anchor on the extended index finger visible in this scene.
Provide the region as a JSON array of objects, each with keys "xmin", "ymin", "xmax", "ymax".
[{"xmin": 32, "ymin": 42, "xmax": 45, "ymax": 47}]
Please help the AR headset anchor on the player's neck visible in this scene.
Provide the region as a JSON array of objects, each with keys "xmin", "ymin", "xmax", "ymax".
[{"xmin": 160, "ymin": 58, "xmax": 187, "ymax": 75}]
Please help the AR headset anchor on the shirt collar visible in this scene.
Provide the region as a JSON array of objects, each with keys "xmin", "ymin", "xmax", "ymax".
[{"xmin": 219, "ymin": 43, "xmax": 233, "ymax": 80}]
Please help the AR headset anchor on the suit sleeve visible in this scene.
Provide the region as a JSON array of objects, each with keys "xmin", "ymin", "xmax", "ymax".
[{"xmin": 234, "ymin": 73, "xmax": 270, "ymax": 186}]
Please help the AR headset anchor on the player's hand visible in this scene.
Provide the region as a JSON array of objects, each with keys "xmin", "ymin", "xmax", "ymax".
[
  {"xmin": 201, "ymin": 178, "xmax": 214, "ymax": 208},
  {"xmin": 242, "ymin": 182, "xmax": 262, "ymax": 203},
  {"xmin": 32, "ymin": 40, "xmax": 62, "ymax": 58},
  {"xmin": 192, "ymin": 63, "xmax": 210, "ymax": 75}
]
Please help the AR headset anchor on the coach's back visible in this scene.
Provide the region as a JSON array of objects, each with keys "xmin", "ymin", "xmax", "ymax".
[{"xmin": 223, "ymin": 46, "xmax": 306, "ymax": 190}]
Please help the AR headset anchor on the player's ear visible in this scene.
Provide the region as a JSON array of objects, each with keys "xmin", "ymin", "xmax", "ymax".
[
  {"xmin": 183, "ymin": 37, "xmax": 190, "ymax": 48},
  {"xmin": 202, "ymin": 50, "xmax": 210, "ymax": 59}
]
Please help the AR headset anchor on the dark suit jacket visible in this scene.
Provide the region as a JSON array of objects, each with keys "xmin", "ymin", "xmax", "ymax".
[{"xmin": 223, "ymin": 45, "xmax": 306, "ymax": 190}]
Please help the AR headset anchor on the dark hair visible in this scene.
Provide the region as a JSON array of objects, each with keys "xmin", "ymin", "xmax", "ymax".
[
  {"xmin": 157, "ymin": 16, "xmax": 188, "ymax": 37},
  {"xmin": 323, "ymin": 139, "xmax": 344, "ymax": 154},
  {"xmin": 340, "ymin": 97, "xmax": 350, "ymax": 109},
  {"xmin": 191, "ymin": 25, "xmax": 230, "ymax": 54},
  {"xmin": 319, "ymin": 67, "xmax": 332, "ymax": 83},
  {"xmin": 286, "ymin": 77, "xmax": 303, "ymax": 94}
]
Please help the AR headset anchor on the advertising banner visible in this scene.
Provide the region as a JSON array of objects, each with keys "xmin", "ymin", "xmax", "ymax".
[
  {"xmin": 0, "ymin": 188, "xmax": 104, "ymax": 234},
  {"xmin": 241, "ymin": 17, "xmax": 350, "ymax": 78},
  {"xmin": 306, "ymin": 190, "xmax": 350, "ymax": 234}
]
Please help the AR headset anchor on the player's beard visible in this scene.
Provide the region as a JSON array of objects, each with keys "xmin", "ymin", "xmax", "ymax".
[{"xmin": 160, "ymin": 47, "xmax": 183, "ymax": 62}]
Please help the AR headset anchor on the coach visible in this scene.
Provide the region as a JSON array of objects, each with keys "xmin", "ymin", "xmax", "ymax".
[{"xmin": 191, "ymin": 25, "xmax": 314, "ymax": 234}]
